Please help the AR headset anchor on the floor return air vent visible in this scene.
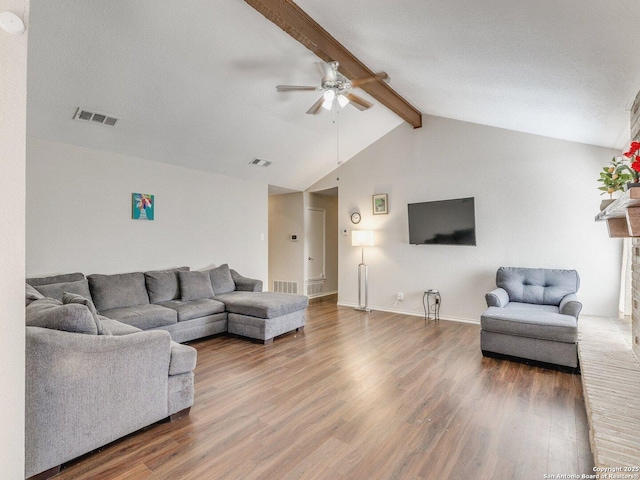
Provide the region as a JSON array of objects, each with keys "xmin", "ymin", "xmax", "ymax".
[{"xmin": 273, "ymin": 280, "xmax": 298, "ymax": 294}]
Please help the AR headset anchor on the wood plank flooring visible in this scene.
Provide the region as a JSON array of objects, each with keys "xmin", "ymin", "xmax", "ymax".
[{"xmin": 53, "ymin": 297, "xmax": 593, "ymax": 479}]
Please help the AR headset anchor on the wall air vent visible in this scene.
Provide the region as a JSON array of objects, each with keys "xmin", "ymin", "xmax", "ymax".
[
  {"xmin": 73, "ymin": 108, "xmax": 119, "ymax": 127},
  {"xmin": 250, "ymin": 158, "xmax": 272, "ymax": 167},
  {"xmin": 273, "ymin": 280, "xmax": 298, "ymax": 294}
]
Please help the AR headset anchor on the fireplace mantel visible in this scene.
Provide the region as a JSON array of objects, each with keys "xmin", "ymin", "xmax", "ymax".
[{"xmin": 595, "ymin": 187, "xmax": 640, "ymax": 237}]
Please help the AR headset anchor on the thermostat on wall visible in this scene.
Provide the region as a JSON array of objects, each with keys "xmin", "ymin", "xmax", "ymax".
[{"xmin": 290, "ymin": 234, "xmax": 298, "ymax": 242}]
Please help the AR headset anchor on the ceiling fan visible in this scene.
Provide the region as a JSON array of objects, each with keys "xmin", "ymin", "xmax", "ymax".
[{"xmin": 276, "ymin": 61, "xmax": 389, "ymax": 114}]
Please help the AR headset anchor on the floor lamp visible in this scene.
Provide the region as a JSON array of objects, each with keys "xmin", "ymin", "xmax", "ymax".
[{"xmin": 352, "ymin": 230, "xmax": 374, "ymax": 312}]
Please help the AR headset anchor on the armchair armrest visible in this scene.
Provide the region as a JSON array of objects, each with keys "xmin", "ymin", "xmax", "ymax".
[
  {"xmin": 231, "ymin": 269, "xmax": 263, "ymax": 292},
  {"xmin": 169, "ymin": 341, "xmax": 197, "ymax": 376},
  {"xmin": 559, "ymin": 294, "xmax": 582, "ymax": 319},
  {"xmin": 485, "ymin": 288, "xmax": 509, "ymax": 308}
]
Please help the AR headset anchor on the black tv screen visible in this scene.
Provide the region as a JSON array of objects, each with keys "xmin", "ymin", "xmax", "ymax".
[{"xmin": 408, "ymin": 197, "xmax": 476, "ymax": 246}]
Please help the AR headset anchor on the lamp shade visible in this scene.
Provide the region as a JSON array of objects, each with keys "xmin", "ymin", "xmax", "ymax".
[{"xmin": 352, "ymin": 230, "xmax": 374, "ymax": 247}]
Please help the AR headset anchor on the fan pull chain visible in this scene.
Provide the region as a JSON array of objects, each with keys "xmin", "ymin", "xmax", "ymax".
[{"xmin": 335, "ymin": 102, "xmax": 341, "ymax": 166}]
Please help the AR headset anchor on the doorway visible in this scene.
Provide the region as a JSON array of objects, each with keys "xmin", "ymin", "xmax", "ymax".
[
  {"xmin": 306, "ymin": 188, "xmax": 338, "ymax": 301},
  {"xmin": 306, "ymin": 207, "xmax": 326, "ymax": 295}
]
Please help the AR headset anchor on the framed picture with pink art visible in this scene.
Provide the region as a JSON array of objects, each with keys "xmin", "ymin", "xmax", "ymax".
[
  {"xmin": 132, "ymin": 193, "xmax": 154, "ymax": 220},
  {"xmin": 372, "ymin": 193, "xmax": 388, "ymax": 215}
]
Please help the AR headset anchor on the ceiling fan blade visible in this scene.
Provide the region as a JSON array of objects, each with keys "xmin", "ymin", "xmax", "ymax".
[
  {"xmin": 276, "ymin": 85, "xmax": 318, "ymax": 92},
  {"xmin": 351, "ymin": 72, "xmax": 389, "ymax": 88},
  {"xmin": 316, "ymin": 61, "xmax": 337, "ymax": 82},
  {"xmin": 306, "ymin": 96, "xmax": 325, "ymax": 115},
  {"xmin": 346, "ymin": 93, "xmax": 373, "ymax": 111}
]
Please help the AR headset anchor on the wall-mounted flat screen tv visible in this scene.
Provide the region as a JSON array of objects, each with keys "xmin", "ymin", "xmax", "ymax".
[{"xmin": 408, "ymin": 197, "xmax": 476, "ymax": 246}]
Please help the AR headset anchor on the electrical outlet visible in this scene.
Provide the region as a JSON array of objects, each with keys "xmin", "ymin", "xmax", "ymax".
[{"xmin": 397, "ymin": 292, "xmax": 404, "ymax": 301}]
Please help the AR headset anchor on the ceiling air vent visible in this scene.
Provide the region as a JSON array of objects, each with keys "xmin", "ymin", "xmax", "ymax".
[
  {"xmin": 73, "ymin": 108, "xmax": 119, "ymax": 127},
  {"xmin": 250, "ymin": 158, "xmax": 272, "ymax": 167}
]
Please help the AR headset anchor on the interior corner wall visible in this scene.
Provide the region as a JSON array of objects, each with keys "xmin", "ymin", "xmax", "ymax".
[
  {"xmin": 307, "ymin": 192, "xmax": 339, "ymax": 294},
  {"xmin": 268, "ymin": 192, "xmax": 305, "ymax": 293},
  {"xmin": 335, "ymin": 115, "xmax": 622, "ymax": 321},
  {"xmin": 26, "ymin": 137, "xmax": 268, "ymax": 282},
  {"xmin": 0, "ymin": 1, "xmax": 28, "ymax": 478}
]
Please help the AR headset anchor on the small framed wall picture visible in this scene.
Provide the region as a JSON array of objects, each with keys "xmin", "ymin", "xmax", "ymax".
[
  {"xmin": 132, "ymin": 193, "xmax": 154, "ymax": 220},
  {"xmin": 372, "ymin": 193, "xmax": 388, "ymax": 215}
]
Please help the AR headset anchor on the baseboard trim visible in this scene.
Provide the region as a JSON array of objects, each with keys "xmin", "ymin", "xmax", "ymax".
[
  {"xmin": 336, "ymin": 302, "xmax": 480, "ymax": 325},
  {"xmin": 307, "ymin": 290, "xmax": 338, "ymax": 299}
]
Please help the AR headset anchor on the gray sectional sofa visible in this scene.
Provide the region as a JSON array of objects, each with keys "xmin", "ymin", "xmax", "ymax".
[
  {"xmin": 480, "ymin": 266, "xmax": 582, "ymax": 372},
  {"xmin": 27, "ymin": 264, "xmax": 308, "ymax": 344},
  {"xmin": 24, "ymin": 264, "xmax": 308, "ymax": 479}
]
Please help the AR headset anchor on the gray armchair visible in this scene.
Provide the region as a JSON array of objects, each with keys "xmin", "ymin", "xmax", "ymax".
[{"xmin": 481, "ymin": 267, "xmax": 582, "ymax": 372}]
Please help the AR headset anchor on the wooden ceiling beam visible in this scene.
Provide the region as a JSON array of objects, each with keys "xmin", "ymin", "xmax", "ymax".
[{"xmin": 244, "ymin": 0, "xmax": 422, "ymax": 128}]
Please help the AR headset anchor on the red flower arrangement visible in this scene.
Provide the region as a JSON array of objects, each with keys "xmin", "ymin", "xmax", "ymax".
[{"xmin": 624, "ymin": 141, "xmax": 640, "ymax": 182}]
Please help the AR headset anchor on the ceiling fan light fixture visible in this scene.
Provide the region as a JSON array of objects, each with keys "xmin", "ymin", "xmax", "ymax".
[
  {"xmin": 322, "ymin": 89, "xmax": 336, "ymax": 110},
  {"xmin": 278, "ymin": 61, "xmax": 381, "ymax": 114}
]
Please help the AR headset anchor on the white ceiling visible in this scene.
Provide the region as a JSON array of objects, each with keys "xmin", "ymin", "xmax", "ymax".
[{"xmin": 27, "ymin": 1, "xmax": 640, "ymax": 191}]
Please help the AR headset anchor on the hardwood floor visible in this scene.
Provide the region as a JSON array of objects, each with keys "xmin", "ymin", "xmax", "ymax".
[{"xmin": 54, "ymin": 297, "xmax": 593, "ymax": 479}]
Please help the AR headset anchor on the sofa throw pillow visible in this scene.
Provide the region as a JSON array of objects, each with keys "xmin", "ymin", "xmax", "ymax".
[
  {"xmin": 33, "ymin": 278, "xmax": 92, "ymax": 303},
  {"xmin": 145, "ymin": 267, "xmax": 190, "ymax": 304},
  {"xmin": 208, "ymin": 264, "xmax": 235, "ymax": 295},
  {"xmin": 26, "ymin": 283, "xmax": 45, "ymax": 306},
  {"xmin": 179, "ymin": 271, "xmax": 215, "ymax": 301},
  {"xmin": 62, "ymin": 292, "xmax": 109, "ymax": 335},
  {"xmin": 26, "ymin": 297, "xmax": 98, "ymax": 335}
]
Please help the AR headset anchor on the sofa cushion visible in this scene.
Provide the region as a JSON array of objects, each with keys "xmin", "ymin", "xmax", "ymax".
[
  {"xmin": 62, "ymin": 292, "xmax": 108, "ymax": 335},
  {"xmin": 145, "ymin": 267, "xmax": 190, "ymax": 304},
  {"xmin": 497, "ymin": 302, "xmax": 559, "ymax": 313},
  {"xmin": 99, "ymin": 317, "xmax": 142, "ymax": 336},
  {"xmin": 26, "ymin": 297, "xmax": 99, "ymax": 335},
  {"xmin": 208, "ymin": 264, "xmax": 235, "ymax": 295},
  {"xmin": 26, "ymin": 272, "xmax": 85, "ymax": 286},
  {"xmin": 88, "ymin": 272, "xmax": 149, "ymax": 311},
  {"xmin": 179, "ymin": 271, "xmax": 215, "ymax": 301},
  {"xmin": 496, "ymin": 267, "xmax": 579, "ymax": 306},
  {"xmin": 159, "ymin": 298, "xmax": 226, "ymax": 322},
  {"xmin": 481, "ymin": 306, "xmax": 578, "ymax": 343},
  {"xmin": 32, "ymin": 278, "xmax": 92, "ymax": 303},
  {"xmin": 99, "ymin": 304, "xmax": 177, "ymax": 330},
  {"xmin": 26, "ymin": 283, "xmax": 45, "ymax": 306},
  {"xmin": 214, "ymin": 291, "xmax": 308, "ymax": 319}
]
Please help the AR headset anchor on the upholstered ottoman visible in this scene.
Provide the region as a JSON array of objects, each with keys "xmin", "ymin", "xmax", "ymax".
[
  {"xmin": 481, "ymin": 305, "xmax": 579, "ymax": 370},
  {"xmin": 215, "ymin": 291, "xmax": 308, "ymax": 344}
]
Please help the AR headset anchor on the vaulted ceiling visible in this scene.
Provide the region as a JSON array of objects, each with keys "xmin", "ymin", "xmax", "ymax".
[{"xmin": 27, "ymin": 1, "xmax": 640, "ymax": 191}]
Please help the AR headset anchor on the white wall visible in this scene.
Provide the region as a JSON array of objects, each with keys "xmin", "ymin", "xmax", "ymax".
[
  {"xmin": 312, "ymin": 115, "xmax": 622, "ymax": 321},
  {"xmin": 268, "ymin": 193, "xmax": 305, "ymax": 293},
  {"xmin": 0, "ymin": 1, "xmax": 28, "ymax": 477},
  {"xmin": 26, "ymin": 137, "xmax": 268, "ymax": 281}
]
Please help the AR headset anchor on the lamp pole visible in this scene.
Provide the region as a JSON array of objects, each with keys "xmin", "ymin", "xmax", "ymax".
[{"xmin": 352, "ymin": 230, "xmax": 373, "ymax": 313}]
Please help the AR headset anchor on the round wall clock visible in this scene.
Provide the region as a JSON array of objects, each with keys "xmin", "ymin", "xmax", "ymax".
[{"xmin": 350, "ymin": 212, "xmax": 361, "ymax": 224}]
